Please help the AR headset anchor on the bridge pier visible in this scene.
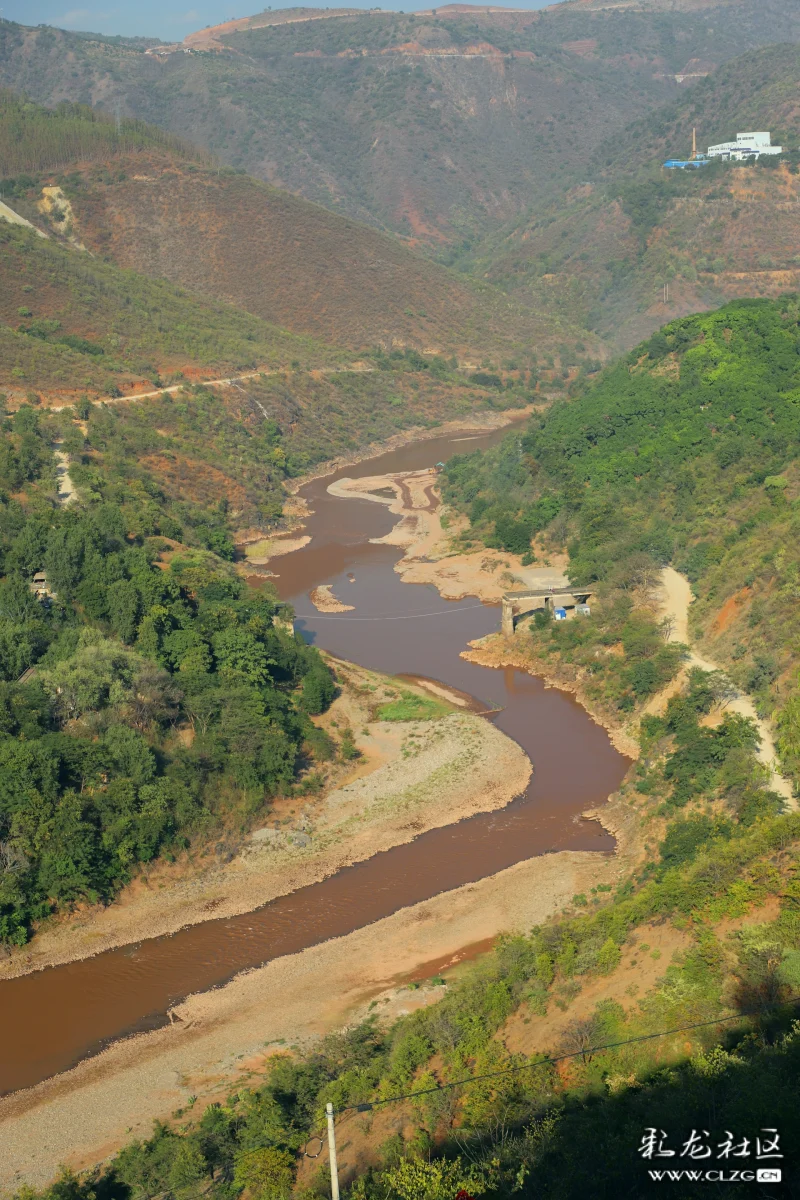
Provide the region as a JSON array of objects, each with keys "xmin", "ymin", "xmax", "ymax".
[{"xmin": 502, "ymin": 598, "xmax": 514, "ymax": 637}]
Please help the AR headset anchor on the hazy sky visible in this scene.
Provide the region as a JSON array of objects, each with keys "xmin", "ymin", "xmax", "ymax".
[{"xmin": 3, "ymin": 0, "xmax": 555, "ymax": 43}]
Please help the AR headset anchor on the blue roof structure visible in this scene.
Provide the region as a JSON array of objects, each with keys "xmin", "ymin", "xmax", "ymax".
[{"xmin": 663, "ymin": 158, "xmax": 711, "ymax": 170}]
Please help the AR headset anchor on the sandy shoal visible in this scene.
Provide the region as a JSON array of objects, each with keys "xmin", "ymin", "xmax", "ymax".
[
  {"xmin": 310, "ymin": 583, "xmax": 354, "ymax": 612},
  {"xmin": 0, "ymin": 801, "xmax": 633, "ymax": 1191},
  {"xmin": 329, "ymin": 468, "xmax": 568, "ymax": 605},
  {"xmin": 0, "ymin": 706, "xmax": 529, "ymax": 979}
]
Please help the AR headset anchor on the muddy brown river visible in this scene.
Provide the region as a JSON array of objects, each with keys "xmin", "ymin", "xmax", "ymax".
[{"xmin": 0, "ymin": 422, "xmax": 628, "ymax": 1096}]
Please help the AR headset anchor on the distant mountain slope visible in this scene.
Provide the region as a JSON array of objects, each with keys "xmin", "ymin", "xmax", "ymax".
[
  {"xmin": 1, "ymin": 0, "xmax": 799, "ymax": 244},
  {"xmin": 601, "ymin": 41, "xmax": 800, "ymax": 174},
  {"xmin": 56, "ymin": 153, "xmax": 555, "ymax": 356},
  {"xmin": 464, "ymin": 44, "xmax": 800, "ymax": 348},
  {"xmin": 0, "ymin": 93, "xmax": 575, "ymax": 359}
]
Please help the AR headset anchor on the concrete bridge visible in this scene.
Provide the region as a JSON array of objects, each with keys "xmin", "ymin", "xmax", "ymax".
[{"xmin": 501, "ymin": 586, "xmax": 595, "ymax": 636}]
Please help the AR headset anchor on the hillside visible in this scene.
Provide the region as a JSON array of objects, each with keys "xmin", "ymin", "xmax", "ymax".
[
  {"xmin": 441, "ymin": 295, "xmax": 800, "ymax": 737},
  {"xmin": 11, "ymin": 295, "xmax": 800, "ymax": 1200},
  {"xmin": 46, "ymin": 153, "xmax": 555, "ymax": 356},
  {"xmin": 1, "ymin": 0, "xmax": 799, "ymax": 246},
  {"xmin": 0, "ymin": 92, "xmax": 571, "ymax": 360},
  {"xmin": 465, "ymin": 44, "xmax": 800, "ymax": 347},
  {"xmin": 0, "ymin": 396, "xmax": 342, "ymax": 953},
  {"xmin": 0, "ymin": 221, "xmax": 340, "ymax": 405}
]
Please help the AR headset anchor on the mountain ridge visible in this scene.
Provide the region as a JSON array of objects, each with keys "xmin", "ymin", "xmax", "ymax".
[
  {"xmin": 3, "ymin": 0, "xmax": 799, "ymax": 245},
  {"xmin": 0, "ymin": 92, "xmax": 582, "ymax": 362}
]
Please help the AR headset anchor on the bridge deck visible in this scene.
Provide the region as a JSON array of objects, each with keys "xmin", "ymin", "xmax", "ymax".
[{"xmin": 504, "ymin": 586, "xmax": 595, "ymax": 600}]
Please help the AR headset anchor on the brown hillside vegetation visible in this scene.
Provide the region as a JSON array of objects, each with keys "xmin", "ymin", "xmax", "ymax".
[
  {"xmin": 465, "ymin": 44, "xmax": 800, "ymax": 346},
  {"xmin": 42, "ymin": 154, "xmax": 568, "ymax": 356},
  {"xmin": 599, "ymin": 41, "xmax": 800, "ymax": 176},
  {"xmin": 0, "ymin": 91, "xmax": 568, "ymax": 360},
  {"xmin": 183, "ymin": 7, "xmax": 367, "ymax": 50},
  {"xmin": 73, "ymin": 368, "xmax": 522, "ymax": 531},
  {"xmin": 2, "ymin": 0, "xmax": 799, "ymax": 246},
  {"xmin": 477, "ymin": 161, "xmax": 800, "ymax": 348},
  {"xmin": 0, "ymin": 221, "xmax": 337, "ymax": 403}
]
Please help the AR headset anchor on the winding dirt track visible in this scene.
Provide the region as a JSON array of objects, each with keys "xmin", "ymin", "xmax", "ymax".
[{"xmin": 658, "ymin": 567, "xmax": 795, "ymax": 808}]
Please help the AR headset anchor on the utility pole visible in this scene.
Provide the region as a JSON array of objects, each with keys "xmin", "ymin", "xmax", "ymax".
[{"xmin": 326, "ymin": 1103, "xmax": 340, "ymax": 1200}]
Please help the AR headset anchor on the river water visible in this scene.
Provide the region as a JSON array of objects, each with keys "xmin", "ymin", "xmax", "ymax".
[{"xmin": 0, "ymin": 422, "xmax": 628, "ymax": 1096}]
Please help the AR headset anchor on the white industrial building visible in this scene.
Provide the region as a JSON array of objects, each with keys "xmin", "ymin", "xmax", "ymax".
[{"xmin": 706, "ymin": 131, "xmax": 783, "ymax": 161}]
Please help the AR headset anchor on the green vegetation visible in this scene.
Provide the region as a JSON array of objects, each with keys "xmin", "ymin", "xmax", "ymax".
[
  {"xmin": 0, "ymin": 403, "xmax": 337, "ymax": 946},
  {"xmin": 0, "ymin": 223, "xmax": 336, "ymax": 396},
  {"xmin": 375, "ymin": 691, "xmax": 449, "ymax": 722},
  {"xmin": 526, "ymin": 599, "xmax": 684, "ymax": 716},
  {"xmin": 443, "ymin": 295, "xmax": 800, "ymax": 740},
  {"xmin": 0, "ymin": 88, "xmax": 208, "ymax": 176},
  {"xmin": 15, "ymin": 679, "xmax": 800, "ymax": 1194}
]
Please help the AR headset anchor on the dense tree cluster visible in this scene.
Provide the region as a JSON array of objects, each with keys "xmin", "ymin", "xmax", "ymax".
[
  {"xmin": 444, "ymin": 296, "xmax": 800, "ymax": 580},
  {"xmin": 0, "ymin": 408, "xmax": 334, "ymax": 945}
]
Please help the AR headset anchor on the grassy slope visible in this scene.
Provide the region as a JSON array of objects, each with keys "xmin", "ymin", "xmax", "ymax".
[
  {"xmin": 0, "ymin": 223, "xmax": 339, "ymax": 401},
  {"xmin": 467, "ymin": 45, "xmax": 800, "ymax": 348},
  {"xmin": 2, "ymin": 1, "xmax": 799, "ymax": 246}
]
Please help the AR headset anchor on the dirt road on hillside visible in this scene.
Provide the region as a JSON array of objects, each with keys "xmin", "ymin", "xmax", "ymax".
[
  {"xmin": 658, "ymin": 567, "xmax": 795, "ymax": 808},
  {"xmin": 48, "ymin": 365, "xmax": 374, "ymax": 413}
]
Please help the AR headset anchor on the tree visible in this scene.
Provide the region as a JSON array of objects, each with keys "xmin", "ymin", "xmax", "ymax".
[
  {"xmin": 595, "ymin": 938, "xmax": 622, "ymax": 975},
  {"xmin": 168, "ymin": 1140, "xmax": 208, "ymax": 1190},
  {"xmin": 40, "ymin": 636, "xmax": 139, "ymax": 721},
  {"xmin": 300, "ymin": 667, "xmax": 335, "ymax": 714},
  {"xmin": 382, "ymin": 1155, "xmax": 488, "ymax": 1200},
  {"xmin": 563, "ymin": 1016, "xmax": 599, "ymax": 1064},
  {"xmin": 233, "ymin": 1147, "xmax": 295, "ymax": 1200},
  {"xmin": 35, "ymin": 790, "xmax": 98, "ymax": 902},
  {"xmin": 777, "ymin": 692, "xmax": 800, "ymax": 768},
  {"xmin": 212, "ymin": 627, "xmax": 273, "ymax": 687},
  {"xmin": 101, "ymin": 724, "xmax": 156, "ymax": 786},
  {"xmin": 106, "ymin": 578, "xmax": 140, "ymax": 644}
]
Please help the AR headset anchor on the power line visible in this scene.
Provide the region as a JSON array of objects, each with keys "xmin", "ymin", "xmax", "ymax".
[
  {"xmin": 333, "ymin": 995, "xmax": 800, "ymax": 1118},
  {"xmin": 297, "ymin": 604, "xmax": 490, "ymax": 622}
]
